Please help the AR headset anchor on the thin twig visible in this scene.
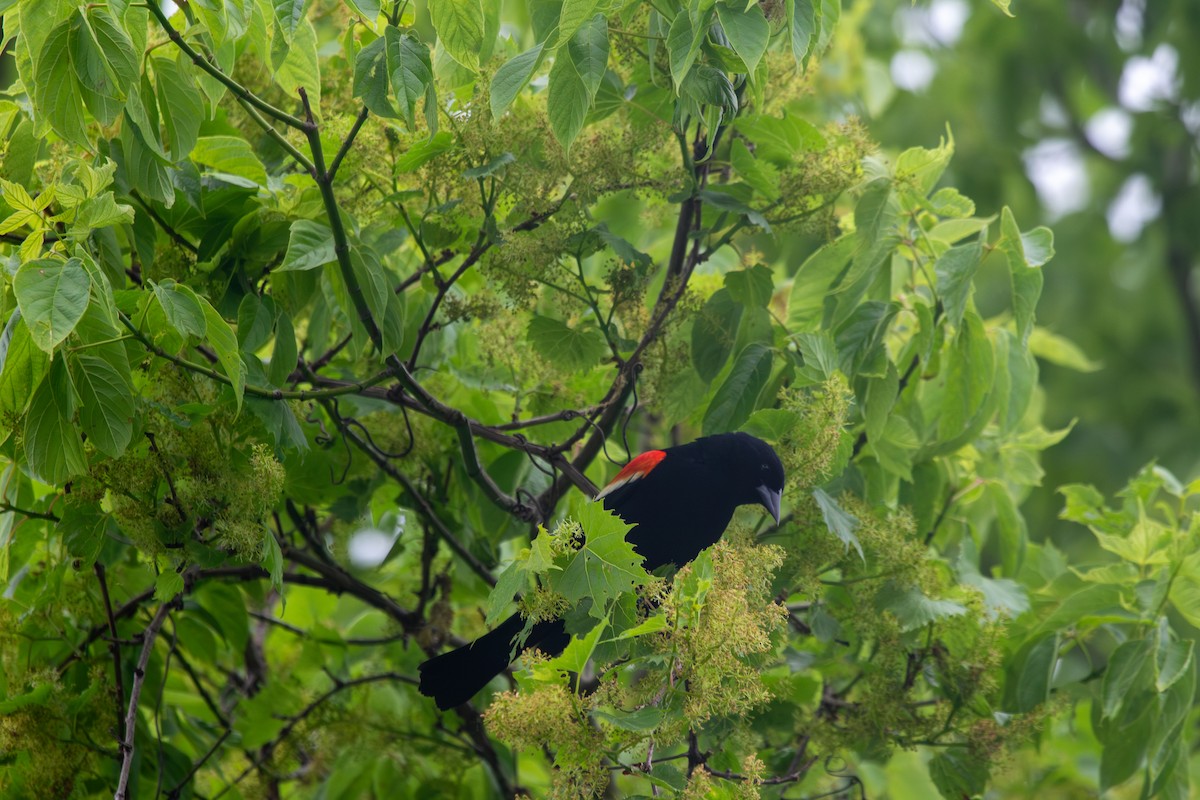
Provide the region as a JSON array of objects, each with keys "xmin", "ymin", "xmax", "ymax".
[
  {"xmin": 115, "ymin": 597, "xmax": 179, "ymax": 800},
  {"xmin": 94, "ymin": 564, "xmax": 128, "ymax": 744}
]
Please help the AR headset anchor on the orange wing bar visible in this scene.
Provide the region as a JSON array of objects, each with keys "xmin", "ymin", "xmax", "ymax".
[{"xmin": 595, "ymin": 450, "xmax": 666, "ymax": 500}]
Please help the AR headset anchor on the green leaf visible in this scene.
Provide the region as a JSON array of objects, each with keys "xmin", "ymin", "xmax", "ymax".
[
  {"xmin": 69, "ymin": 351, "xmax": 134, "ymax": 458},
  {"xmin": 1028, "ymin": 327, "xmax": 1101, "ymax": 372},
  {"xmin": 13, "ymin": 257, "xmax": 92, "ymax": 352},
  {"xmin": 1100, "ymin": 703, "xmax": 1152, "ymax": 792},
  {"xmin": 667, "ymin": 8, "xmax": 703, "ymax": 88},
  {"xmin": 724, "ymin": 265, "xmax": 774, "ymax": 308},
  {"xmin": 875, "ymin": 581, "xmax": 967, "ymax": 632},
  {"xmin": 895, "ymin": 130, "xmax": 954, "ymax": 199},
  {"xmin": 490, "ymin": 43, "xmax": 544, "ymax": 119},
  {"xmin": 593, "ymin": 706, "xmax": 665, "ymax": 732},
  {"xmin": 353, "ymin": 35, "xmax": 396, "ymax": 119},
  {"xmin": 155, "ymin": 569, "xmax": 185, "ymax": 602},
  {"xmin": 191, "ymin": 136, "xmax": 268, "ymax": 186},
  {"xmin": 486, "ymin": 553, "xmax": 536, "ymax": 626},
  {"xmin": 345, "ymin": 0, "xmax": 381, "ymax": 20},
  {"xmin": 350, "ymin": 249, "xmax": 391, "ymax": 333},
  {"xmin": 152, "ymin": 280, "xmax": 207, "ymax": 338},
  {"xmin": 199, "ymin": 297, "xmax": 246, "ymax": 410},
  {"xmin": 557, "ymin": 0, "xmax": 602, "ymax": 47},
  {"xmin": 73, "ymin": 9, "xmax": 138, "ymax": 126},
  {"xmin": 812, "ymin": 487, "xmax": 862, "ymax": 560},
  {"xmin": 1169, "ymin": 551, "xmax": 1200, "ymax": 629},
  {"xmin": 551, "ymin": 503, "xmax": 649, "ymax": 620},
  {"xmin": 394, "ymin": 131, "xmax": 453, "ymax": 172},
  {"xmin": 786, "ymin": 0, "xmax": 816, "ymax": 65},
  {"xmin": 0, "ymin": 684, "xmax": 52, "ymax": 715},
  {"xmin": 273, "ymin": 0, "xmax": 307, "ymax": 42},
  {"xmin": 60, "ymin": 503, "xmax": 109, "ymax": 565},
  {"xmin": 787, "ymin": 235, "xmax": 856, "ymax": 332},
  {"xmin": 1157, "ymin": 639, "xmax": 1193, "ymax": 693},
  {"xmin": 736, "ymin": 113, "xmax": 826, "ymax": 166},
  {"xmin": 740, "ymin": 409, "xmax": 800, "ymax": 443},
  {"xmin": 279, "ymin": 220, "xmax": 337, "ymax": 272},
  {"xmin": 268, "ymin": 313, "xmax": 298, "ymax": 386},
  {"xmin": 999, "ymin": 206, "xmax": 1045, "ymax": 347},
  {"xmin": 702, "ymin": 342, "xmax": 773, "ymax": 435},
  {"xmin": 692, "ymin": 288, "xmax": 743, "ymax": 383},
  {"xmin": 929, "ymin": 749, "xmax": 989, "ymax": 800},
  {"xmin": 730, "ymin": 138, "xmax": 779, "ymax": 200},
  {"xmin": 549, "ymin": 615, "xmax": 606, "ymax": 675},
  {"xmin": 0, "ymin": 315, "xmax": 49, "ymax": 425},
  {"xmin": 385, "ymin": 26, "xmax": 433, "ymax": 128},
  {"xmin": 547, "ymin": 14, "xmax": 609, "ymax": 152},
  {"xmin": 612, "ymin": 613, "xmax": 668, "ymax": 640},
  {"xmin": 715, "ymin": 2, "xmax": 769, "ymax": 75},
  {"xmin": 463, "ymin": 152, "xmax": 515, "ymax": 179},
  {"xmin": 1102, "ymin": 638, "xmax": 1153, "ymax": 720},
  {"xmin": 955, "ymin": 546, "xmax": 1030, "ymax": 619},
  {"xmin": 275, "ymin": 18, "xmax": 322, "ymax": 109},
  {"xmin": 238, "ymin": 294, "xmax": 276, "ymax": 353},
  {"xmin": 527, "ymin": 314, "xmax": 608, "ymax": 371},
  {"xmin": 934, "ymin": 238, "xmax": 982, "ymax": 329},
  {"xmin": 936, "ymin": 310, "xmax": 994, "ymax": 444},
  {"xmin": 430, "ymin": 0, "xmax": 485, "ymax": 71},
  {"xmin": 262, "ymin": 529, "xmax": 285, "ymax": 594},
  {"xmin": 24, "ymin": 359, "xmax": 88, "ymax": 484}
]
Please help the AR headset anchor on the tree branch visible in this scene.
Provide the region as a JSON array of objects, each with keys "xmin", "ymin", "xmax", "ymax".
[
  {"xmin": 93, "ymin": 563, "xmax": 127, "ymax": 745},
  {"xmin": 115, "ymin": 597, "xmax": 179, "ymax": 800},
  {"xmin": 145, "ymin": 2, "xmax": 309, "ymax": 131}
]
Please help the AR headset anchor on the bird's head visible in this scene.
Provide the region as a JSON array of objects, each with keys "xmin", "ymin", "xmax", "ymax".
[{"xmin": 704, "ymin": 432, "xmax": 785, "ymax": 525}]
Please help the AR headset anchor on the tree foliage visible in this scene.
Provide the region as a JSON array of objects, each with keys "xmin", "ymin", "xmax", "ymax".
[{"xmin": 0, "ymin": 1, "xmax": 1193, "ymax": 799}]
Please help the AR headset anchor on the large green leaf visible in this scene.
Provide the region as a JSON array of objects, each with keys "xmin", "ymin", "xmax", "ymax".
[
  {"xmin": 875, "ymin": 581, "xmax": 967, "ymax": 632},
  {"xmin": 72, "ymin": 8, "xmax": 138, "ymax": 126},
  {"xmin": 527, "ymin": 314, "xmax": 607, "ymax": 371},
  {"xmin": 547, "ymin": 14, "xmax": 608, "ymax": 152},
  {"xmin": 692, "ymin": 288, "xmax": 743, "ymax": 383},
  {"xmin": 430, "ymin": 0, "xmax": 484, "ymax": 71},
  {"xmin": 154, "ymin": 56, "xmax": 203, "ymax": 158},
  {"xmin": 33, "ymin": 17, "xmax": 88, "ymax": 146},
  {"xmin": 69, "ymin": 351, "xmax": 134, "ymax": 458},
  {"xmin": 191, "ymin": 136, "xmax": 268, "ymax": 186},
  {"xmin": 152, "ymin": 280, "xmax": 207, "ymax": 338},
  {"xmin": 787, "ymin": 235, "xmax": 856, "ymax": 332},
  {"xmin": 24, "ymin": 359, "xmax": 88, "ymax": 484},
  {"xmin": 384, "ymin": 26, "xmax": 433, "ymax": 128},
  {"xmin": 490, "ymin": 43, "xmax": 544, "ymax": 119},
  {"xmin": 0, "ymin": 314, "xmax": 48, "ymax": 428},
  {"xmin": 279, "ymin": 220, "xmax": 337, "ymax": 272},
  {"xmin": 352, "ymin": 35, "xmax": 396, "ymax": 119},
  {"xmin": 667, "ymin": 8, "xmax": 702, "ymax": 88},
  {"xmin": 935, "ymin": 238, "xmax": 983, "ymax": 329},
  {"xmin": 715, "ymin": 2, "xmax": 769, "ymax": 76},
  {"xmin": 551, "ymin": 503, "xmax": 649, "ymax": 621},
  {"xmin": 702, "ymin": 342, "xmax": 773, "ymax": 435},
  {"xmin": 13, "ymin": 257, "xmax": 91, "ymax": 352},
  {"xmin": 198, "ymin": 297, "xmax": 246, "ymax": 410},
  {"xmin": 786, "ymin": 0, "xmax": 816, "ymax": 65},
  {"xmin": 999, "ymin": 206, "xmax": 1047, "ymax": 347}
]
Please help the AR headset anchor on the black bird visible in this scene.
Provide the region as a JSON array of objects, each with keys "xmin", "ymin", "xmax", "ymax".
[{"xmin": 417, "ymin": 432, "xmax": 785, "ymax": 710}]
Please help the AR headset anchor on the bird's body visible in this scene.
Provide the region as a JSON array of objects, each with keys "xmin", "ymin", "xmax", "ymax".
[{"xmin": 418, "ymin": 432, "xmax": 785, "ymax": 710}]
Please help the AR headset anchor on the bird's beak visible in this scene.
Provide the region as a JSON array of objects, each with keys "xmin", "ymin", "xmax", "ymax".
[{"xmin": 756, "ymin": 485, "xmax": 782, "ymax": 525}]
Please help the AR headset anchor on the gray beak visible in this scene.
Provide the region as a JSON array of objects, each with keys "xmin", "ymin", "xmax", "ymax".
[{"xmin": 756, "ymin": 485, "xmax": 782, "ymax": 525}]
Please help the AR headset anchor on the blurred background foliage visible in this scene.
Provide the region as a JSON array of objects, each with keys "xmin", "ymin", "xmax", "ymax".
[{"xmin": 854, "ymin": 0, "xmax": 1200, "ymax": 553}]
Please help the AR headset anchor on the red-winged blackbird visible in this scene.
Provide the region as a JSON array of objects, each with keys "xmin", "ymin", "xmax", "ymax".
[{"xmin": 418, "ymin": 432, "xmax": 785, "ymax": 710}]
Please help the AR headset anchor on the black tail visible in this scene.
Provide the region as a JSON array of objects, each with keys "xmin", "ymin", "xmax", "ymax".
[{"xmin": 418, "ymin": 613, "xmax": 570, "ymax": 710}]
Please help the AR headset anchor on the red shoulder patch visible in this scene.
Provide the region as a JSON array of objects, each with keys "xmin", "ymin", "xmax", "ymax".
[{"xmin": 595, "ymin": 450, "xmax": 666, "ymax": 500}]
